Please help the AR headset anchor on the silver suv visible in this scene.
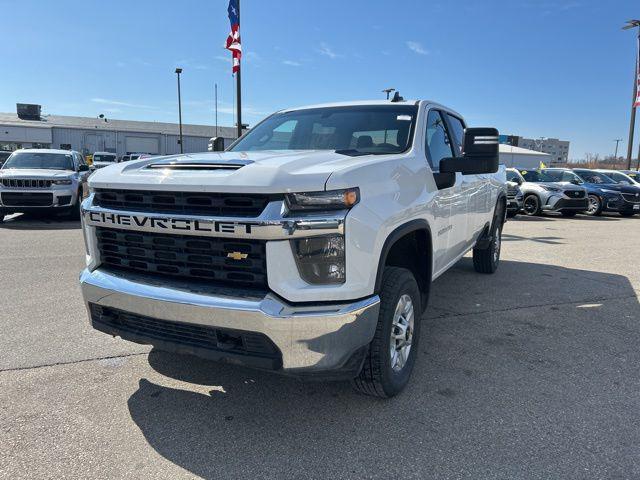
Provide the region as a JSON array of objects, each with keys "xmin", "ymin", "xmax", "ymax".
[
  {"xmin": 0, "ymin": 149, "xmax": 90, "ymax": 221},
  {"xmin": 506, "ymin": 168, "xmax": 587, "ymax": 217}
]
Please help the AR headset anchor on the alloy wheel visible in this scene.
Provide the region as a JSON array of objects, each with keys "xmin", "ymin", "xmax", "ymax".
[{"xmin": 389, "ymin": 294, "xmax": 415, "ymax": 372}]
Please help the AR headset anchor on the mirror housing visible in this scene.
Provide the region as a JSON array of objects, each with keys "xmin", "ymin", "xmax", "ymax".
[
  {"xmin": 78, "ymin": 164, "xmax": 89, "ymax": 172},
  {"xmin": 209, "ymin": 137, "xmax": 225, "ymax": 152},
  {"xmin": 439, "ymin": 127, "xmax": 499, "ymax": 175}
]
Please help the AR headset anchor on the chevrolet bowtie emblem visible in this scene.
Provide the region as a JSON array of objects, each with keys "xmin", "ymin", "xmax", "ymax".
[{"xmin": 227, "ymin": 251, "xmax": 248, "ymax": 260}]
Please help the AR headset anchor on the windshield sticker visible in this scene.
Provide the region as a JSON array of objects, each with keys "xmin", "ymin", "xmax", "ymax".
[{"xmin": 397, "ymin": 115, "xmax": 412, "ymax": 121}]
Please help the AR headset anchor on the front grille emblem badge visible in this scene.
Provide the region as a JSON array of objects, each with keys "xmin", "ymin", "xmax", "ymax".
[{"xmin": 227, "ymin": 251, "xmax": 248, "ymax": 260}]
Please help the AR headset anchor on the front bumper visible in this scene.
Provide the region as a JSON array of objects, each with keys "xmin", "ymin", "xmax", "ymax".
[
  {"xmin": 603, "ymin": 195, "xmax": 640, "ymax": 213},
  {"xmin": 0, "ymin": 188, "xmax": 75, "ymax": 210},
  {"xmin": 80, "ymin": 268, "xmax": 380, "ymax": 377},
  {"xmin": 543, "ymin": 196, "xmax": 588, "ymax": 211},
  {"xmin": 507, "ymin": 196, "xmax": 523, "ymax": 212}
]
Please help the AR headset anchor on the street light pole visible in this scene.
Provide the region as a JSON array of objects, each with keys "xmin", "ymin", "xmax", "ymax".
[
  {"xmin": 623, "ymin": 20, "xmax": 640, "ymax": 169},
  {"xmin": 175, "ymin": 67, "xmax": 184, "ymax": 154}
]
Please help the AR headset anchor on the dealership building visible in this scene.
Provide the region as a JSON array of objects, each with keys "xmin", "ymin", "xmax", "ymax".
[{"xmin": 0, "ymin": 104, "xmax": 238, "ymax": 157}]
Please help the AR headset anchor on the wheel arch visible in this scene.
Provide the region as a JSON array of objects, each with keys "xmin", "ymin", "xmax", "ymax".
[{"xmin": 374, "ymin": 220, "xmax": 433, "ymax": 301}]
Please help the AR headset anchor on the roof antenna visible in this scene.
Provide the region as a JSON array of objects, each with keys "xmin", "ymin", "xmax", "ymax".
[
  {"xmin": 390, "ymin": 91, "xmax": 404, "ymax": 102},
  {"xmin": 382, "ymin": 88, "xmax": 395, "ymax": 100}
]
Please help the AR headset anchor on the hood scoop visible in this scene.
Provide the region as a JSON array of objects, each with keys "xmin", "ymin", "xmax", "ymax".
[{"xmin": 145, "ymin": 158, "xmax": 253, "ymax": 171}]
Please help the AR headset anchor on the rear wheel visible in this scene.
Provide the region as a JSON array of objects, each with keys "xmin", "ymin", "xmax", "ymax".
[
  {"xmin": 473, "ymin": 202, "xmax": 504, "ymax": 274},
  {"xmin": 560, "ymin": 210, "xmax": 577, "ymax": 217},
  {"xmin": 586, "ymin": 195, "xmax": 603, "ymax": 216},
  {"xmin": 352, "ymin": 267, "xmax": 422, "ymax": 398},
  {"xmin": 523, "ymin": 194, "xmax": 542, "ymax": 216}
]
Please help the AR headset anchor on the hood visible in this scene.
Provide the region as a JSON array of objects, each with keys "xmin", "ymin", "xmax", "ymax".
[
  {"xmin": 532, "ymin": 181, "xmax": 583, "ymax": 190},
  {"xmin": 0, "ymin": 168, "xmax": 74, "ymax": 178},
  {"xmin": 593, "ymin": 183, "xmax": 640, "ymax": 194},
  {"xmin": 88, "ymin": 150, "xmax": 370, "ymax": 193}
]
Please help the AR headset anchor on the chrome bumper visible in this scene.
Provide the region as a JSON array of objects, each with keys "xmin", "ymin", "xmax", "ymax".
[{"xmin": 80, "ymin": 268, "xmax": 380, "ymax": 375}]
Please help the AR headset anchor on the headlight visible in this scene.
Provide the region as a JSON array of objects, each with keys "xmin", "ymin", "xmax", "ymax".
[
  {"xmin": 540, "ymin": 185, "xmax": 561, "ymax": 192},
  {"xmin": 292, "ymin": 235, "xmax": 345, "ymax": 284},
  {"xmin": 52, "ymin": 179, "xmax": 72, "ymax": 185},
  {"xmin": 285, "ymin": 188, "xmax": 359, "ymax": 212}
]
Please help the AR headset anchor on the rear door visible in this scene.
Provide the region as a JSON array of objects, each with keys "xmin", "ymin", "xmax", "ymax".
[{"xmin": 443, "ymin": 112, "xmax": 488, "ymax": 244}]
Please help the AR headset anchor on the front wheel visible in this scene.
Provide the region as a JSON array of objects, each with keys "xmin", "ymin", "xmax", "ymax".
[
  {"xmin": 352, "ymin": 267, "xmax": 422, "ymax": 398},
  {"xmin": 0, "ymin": 209, "xmax": 5, "ymax": 223},
  {"xmin": 586, "ymin": 195, "xmax": 603, "ymax": 216},
  {"xmin": 523, "ymin": 194, "xmax": 542, "ymax": 216}
]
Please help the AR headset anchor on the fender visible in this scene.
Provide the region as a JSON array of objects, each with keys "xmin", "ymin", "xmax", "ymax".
[{"xmin": 374, "ymin": 219, "xmax": 433, "ymax": 293}]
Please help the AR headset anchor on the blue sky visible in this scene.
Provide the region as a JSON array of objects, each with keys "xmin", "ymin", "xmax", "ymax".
[{"xmin": 0, "ymin": 0, "xmax": 637, "ymax": 160}]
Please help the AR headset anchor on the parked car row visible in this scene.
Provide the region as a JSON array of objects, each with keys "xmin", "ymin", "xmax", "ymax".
[
  {"xmin": 91, "ymin": 152, "xmax": 153, "ymax": 169},
  {"xmin": 506, "ymin": 167, "xmax": 640, "ymax": 217}
]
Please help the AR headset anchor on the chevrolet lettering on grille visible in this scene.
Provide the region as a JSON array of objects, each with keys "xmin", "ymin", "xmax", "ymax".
[{"xmin": 87, "ymin": 211, "xmax": 256, "ymax": 235}]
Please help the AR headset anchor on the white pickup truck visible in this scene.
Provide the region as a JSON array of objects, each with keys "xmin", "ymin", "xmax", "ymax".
[{"xmin": 79, "ymin": 99, "xmax": 506, "ymax": 397}]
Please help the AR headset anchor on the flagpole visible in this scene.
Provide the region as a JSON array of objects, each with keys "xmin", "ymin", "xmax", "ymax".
[
  {"xmin": 235, "ymin": 0, "xmax": 242, "ymax": 139},
  {"xmin": 627, "ymin": 35, "xmax": 638, "ymax": 169},
  {"xmin": 623, "ymin": 21, "xmax": 640, "ymax": 169},
  {"xmin": 215, "ymin": 83, "xmax": 218, "ymax": 138}
]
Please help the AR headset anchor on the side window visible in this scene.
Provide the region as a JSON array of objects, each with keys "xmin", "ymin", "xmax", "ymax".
[
  {"xmin": 445, "ymin": 114, "xmax": 465, "ymax": 156},
  {"xmin": 562, "ymin": 171, "xmax": 577, "ymax": 183},
  {"xmin": 424, "ymin": 110, "xmax": 454, "ymax": 170}
]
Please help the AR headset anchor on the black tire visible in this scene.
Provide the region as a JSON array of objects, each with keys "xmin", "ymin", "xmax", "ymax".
[
  {"xmin": 506, "ymin": 210, "xmax": 517, "ymax": 219},
  {"xmin": 523, "ymin": 194, "xmax": 542, "ymax": 216},
  {"xmin": 0, "ymin": 209, "xmax": 5, "ymax": 223},
  {"xmin": 620, "ymin": 211, "xmax": 636, "ymax": 217},
  {"xmin": 352, "ymin": 267, "xmax": 422, "ymax": 398},
  {"xmin": 586, "ymin": 194, "xmax": 603, "ymax": 216},
  {"xmin": 560, "ymin": 210, "xmax": 577, "ymax": 217},
  {"xmin": 473, "ymin": 204, "xmax": 504, "ymax": 274}
]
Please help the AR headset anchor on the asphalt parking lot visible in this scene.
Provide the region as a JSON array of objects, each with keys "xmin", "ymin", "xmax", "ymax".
[{"xmin": 1, "ymin": 212, "xmax": 639, "ymax": 479}]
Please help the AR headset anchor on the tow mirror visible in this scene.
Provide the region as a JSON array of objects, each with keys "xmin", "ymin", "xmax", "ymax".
[
  {"xmin": 440, "ymin": 127, "xmax": 499, "ymax": 175},
  {"xmin": 209, "ymin": 137, "xmax": 225, "ymax": 152},
  {"xmin": 78, "ymin": 164, "xmax": 89, "ymax": 172}
]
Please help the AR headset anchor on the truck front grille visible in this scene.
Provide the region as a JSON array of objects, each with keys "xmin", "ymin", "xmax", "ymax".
[
  {"xmin": 89, "ymin": 304, "xmax": 281, "ymax": 364},
  {"xmin": 93, "ymin": 188, "xmax": 277, "ymax": 217},
  {"xmin": 1, "ymin": 178, "xmax": 53, "ymax": 188},
  {"xmin": 96, "ymin": 227, "xmax": 267, "ymax": 289},
  {"xmin": 1, "ymin": 192, "xmax": 53, "ymax": 206}
]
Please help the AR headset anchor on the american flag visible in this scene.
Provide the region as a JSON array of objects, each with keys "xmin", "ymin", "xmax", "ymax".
[{"xmin": 225, "ymin": 0, "xmax": 241, "ymax": 74}]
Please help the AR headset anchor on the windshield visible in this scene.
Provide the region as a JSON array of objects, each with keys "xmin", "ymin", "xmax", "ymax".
[
  {"xmin": 94, "ymin": 154, "xmax": 116, "ymax": 163},
  {"xmin": 520, "ymin": 170, "xmax": 556, "ymax": 182},
  {"xmin": 229, "ymin": 105, "xmax": 418, "ymax": 154},
  {"xmin": 601, "ymin": 171, "xmax": 633, "ymax": 184},
  {"xmin": 3, "ymin": 152, "xmax": 74, "ymax": 170},
  {"xmin": 575, "ymin": 171, "xmax": 615, "ymax": 184}
]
